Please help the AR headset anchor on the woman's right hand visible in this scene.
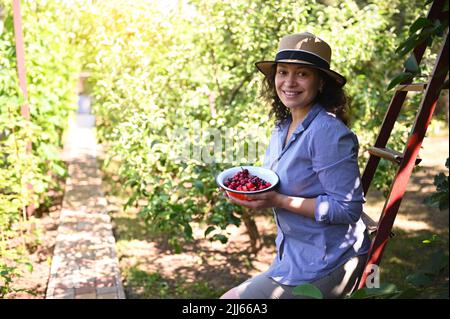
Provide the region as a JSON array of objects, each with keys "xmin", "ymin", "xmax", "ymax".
[{"xmin": 227, "ymin": 191, "xmax": 284, "ymax": 210}]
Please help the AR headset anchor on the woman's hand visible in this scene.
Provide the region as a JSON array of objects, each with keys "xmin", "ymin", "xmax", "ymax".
[
  {"xmin": 222, "ymin": 188, "xmax": 316, "ymax": 219},
  {"xmin": 227, "ymin": 191, "xmax": 283, "ymax": 210}
]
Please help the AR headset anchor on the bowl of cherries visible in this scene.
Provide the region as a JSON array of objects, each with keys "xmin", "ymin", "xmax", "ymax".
[{"xmin": 216, "ymin": 166, "xmax": 279, "ymax": 201}]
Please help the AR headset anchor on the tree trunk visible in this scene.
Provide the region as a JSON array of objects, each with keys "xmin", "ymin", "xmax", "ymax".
[{"xmin": 241, "ymin": 209, "xmax": 261, "ymax": 253}]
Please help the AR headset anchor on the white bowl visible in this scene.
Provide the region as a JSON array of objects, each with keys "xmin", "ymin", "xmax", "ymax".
[{"xmin": 216, "ymin": 166, "xmax": 279, "ymax": 201}]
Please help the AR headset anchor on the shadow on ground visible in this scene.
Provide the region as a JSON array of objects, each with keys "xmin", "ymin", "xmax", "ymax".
[{"xmin": 110, "ymin": 212, "xmax": 276, "ymax": 298}]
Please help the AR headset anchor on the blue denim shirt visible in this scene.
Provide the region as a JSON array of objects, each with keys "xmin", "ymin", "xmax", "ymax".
[{"xmin": 262, "ymin": 103, "xmax": 371, "ymax": 285}]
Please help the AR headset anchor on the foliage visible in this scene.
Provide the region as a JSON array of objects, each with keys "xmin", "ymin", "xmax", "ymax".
[
  {"xmin": 424, "ymin": 158, "xmax": 449, "ymax": 210},
  {"xmin": 124, "ymin": 268, "xmax": 219, "ymax": 299},
  {"xmin": 293, "ymin": 232, "xmax": 448, "ymax": 299},
  {"xmin": 349, "ymin": 234, "xmax": 448, "ymax": 299},
  {"xmin": 0, "ymin": 244, "xmax": 33, "ymax": 298},
  {"xmin": 387, "ymin": 0, "xmax": 449, "ymax": 90},
  {"xmin": 292, "ymin": 283, "xmax": 324, "ymax": 299},
  {"xmin": 1, "ymin": 0, "xmax": 81, "ymax": 296}
]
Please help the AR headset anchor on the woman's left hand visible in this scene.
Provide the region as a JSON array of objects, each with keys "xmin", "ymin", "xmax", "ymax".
[{"xmin": 227, "ymin": 191, "xmax": 283, "ymax": 210}]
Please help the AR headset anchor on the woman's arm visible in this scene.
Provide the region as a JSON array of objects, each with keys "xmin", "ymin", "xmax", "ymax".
[
  {"xmin": 227, "ymin": 191, "xmax": 316, "ymax": 219},
  {"xmin": 310, "ymin": 122, "xmax": 364, "ymax": 224}
]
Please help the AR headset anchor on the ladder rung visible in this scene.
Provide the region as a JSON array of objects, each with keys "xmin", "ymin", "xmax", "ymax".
[
  {"xmin": 396, "ymin": 83, "xmax": 427, "ymax": 91},
  {"xmin": 361, "ymin": 212, "xmax": 395, "ymax": 238},
  {"xmin": 368, "ymin": 147, "xmax": 422, "ymax": 165}
]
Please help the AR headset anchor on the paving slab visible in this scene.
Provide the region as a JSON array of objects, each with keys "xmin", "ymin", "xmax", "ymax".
[{"xmin": 46, "ymin": 113, "xmax": 125, "ymax": 299}]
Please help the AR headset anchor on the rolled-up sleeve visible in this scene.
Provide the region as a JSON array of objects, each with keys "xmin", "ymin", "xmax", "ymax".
[{"xmin": 311, "ymin": 122, "xmax": 365, "ymax": 224}]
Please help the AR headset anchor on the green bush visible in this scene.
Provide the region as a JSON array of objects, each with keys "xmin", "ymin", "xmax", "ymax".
[{"xmin": 1, "ymin": 0, "xmax": 81, "ymax": 295}]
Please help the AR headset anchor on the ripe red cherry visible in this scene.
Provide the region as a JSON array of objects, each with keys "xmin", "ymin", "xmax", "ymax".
[{"xmin": 223, "ymin": 168, "xmax": 271, "ymax": 192}]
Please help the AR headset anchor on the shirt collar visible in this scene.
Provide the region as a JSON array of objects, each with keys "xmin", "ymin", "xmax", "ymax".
[
  {"xmin": 276, "ymin": 103, "xmax": 324, "ymax": 158},
  {"xmin": 277, "ymin": 103, "xmax": 323, "ymax": 136},
  {"xmin": 291, "ymin": 103, "xmax": 323, "ymax": 136}
]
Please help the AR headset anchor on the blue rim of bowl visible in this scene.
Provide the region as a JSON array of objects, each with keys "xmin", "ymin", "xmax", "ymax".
[{"xmin": 215, "ymin": 169, "xmax": 280, "ymax": 194}]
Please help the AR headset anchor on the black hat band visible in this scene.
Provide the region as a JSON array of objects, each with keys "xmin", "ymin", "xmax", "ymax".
[{"xmin": 275, "ymin": 50, "xmax": 330, "ymax": 69}]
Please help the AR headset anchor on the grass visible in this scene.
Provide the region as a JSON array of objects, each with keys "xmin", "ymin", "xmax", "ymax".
[
  {"xmin": 373, "ymin": 228, "xmax": 449, "ymax": 298},
  {"xmin": 124, "ymin": 268, "xmax": 221, "ymax": 299},
  {"xmin": 100, "ymin": 158, "xmax": 233, "ymax": 299}
]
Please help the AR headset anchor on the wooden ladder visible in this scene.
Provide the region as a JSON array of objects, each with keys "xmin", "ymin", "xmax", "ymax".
[{"xmin": 357, "ymin": 0, "xmax": 449, "ymax": 289}]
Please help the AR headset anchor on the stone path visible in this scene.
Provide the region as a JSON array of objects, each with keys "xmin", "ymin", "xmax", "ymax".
[{"xmin": 46, "ymin": 113, "xmax": 125, "ymax": 299}]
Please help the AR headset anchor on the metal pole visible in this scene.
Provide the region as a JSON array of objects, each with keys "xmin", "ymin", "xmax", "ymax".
[{"xmin": 12, "ymin": 0, "xmax": 34, "ymax": 217}]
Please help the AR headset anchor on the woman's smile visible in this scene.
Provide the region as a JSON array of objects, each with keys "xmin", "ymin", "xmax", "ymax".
[
  {"xmin": 275, "ymin": 63, "xmax": 322, "ymax": 110},
  {"xmin": 282, "ymin": 90, "xmax": 303, "ymax": 98}
]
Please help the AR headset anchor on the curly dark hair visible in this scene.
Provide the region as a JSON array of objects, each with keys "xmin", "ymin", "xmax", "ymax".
[{"xmin": 261, "ymin": 65, "xmax": 351, "ymax": 127}]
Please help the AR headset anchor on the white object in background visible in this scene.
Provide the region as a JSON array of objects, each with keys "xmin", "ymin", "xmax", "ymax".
[{"xmin": 78, "ymin": 94, "xmax": 92, "ymax": 114}]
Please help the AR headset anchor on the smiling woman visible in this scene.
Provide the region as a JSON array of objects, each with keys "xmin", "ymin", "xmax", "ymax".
[
  {"xmin": 220, "ymin": 32, "xmax": 370, "ymax": 299},
  {"xmin": 259, "ymin": 33, "xmax": 350, "ymax": 128}
]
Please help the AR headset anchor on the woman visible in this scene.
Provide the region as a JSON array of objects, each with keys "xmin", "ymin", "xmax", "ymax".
[{"xmin": 220, "ymin": 32, "xmax": 371, "ymax": 299}]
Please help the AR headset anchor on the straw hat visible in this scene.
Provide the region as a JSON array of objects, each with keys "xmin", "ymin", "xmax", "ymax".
[{"xmin": 255, "ymin": 32, "xmax": 346, "ymax": 87}]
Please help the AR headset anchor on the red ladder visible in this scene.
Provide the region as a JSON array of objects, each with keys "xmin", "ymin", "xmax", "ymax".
[{"xmin": 358, "ymin": 0, "xmax": 449, "ymax": 289}]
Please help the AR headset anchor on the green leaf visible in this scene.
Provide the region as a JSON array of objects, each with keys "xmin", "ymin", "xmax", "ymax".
[
  {"xmin": 194, "ymin": 180, "xmax": 204, "ymax": 192},
  {"xmin": 409, "ymin": 17, "xmax": 433, "ymax": 35},
  {"xmin": 168, "ymin": 238, "xmax": 182, "ymax": 253},
  {"xmin": 347, "ymin": 288, "xmax": 368, "ymax": 299},
  {"xmin": 204, "ymin": 226, "xmax": 216, "ymax": 237},
  {"xmin": 52, "ymin": 162, "xmax": 67, "ymax": 177},
  {"xmin": 422, "ymin": 251, "xmax": 448, "ymax": 275},
  {"xmin": 397, "ymin": 23, "xmax": 438, "ymax": 57},
  {"xmin": 406, "ymin": 273, "xmax": 433, "ymax": 287},
  {"xmin": 124, "ymin": 192, "xmax": 138, "ymax": 209},
  {"xmin": 124, "ymin": 178, "xmax": 139, "ymax": 188},
  {"xmin": 25, "ymin": 263, "xmax": 33, "ymax": 273},
  {"xmin": 4, "ymin": 15, "xmax": 13, "ymax": 33},
  {"xmin": 183, "ymin": 223, "xmax": 193, "ymax": 239},
  {"xmin": 151, "ymin": 139, "xmax": 160, "ymax": 148},
  {"xmin": 396, "ymin": 35, "xmax": 419, "ymax": 56},
  {"xmin": 392, "ymin": 287, "xmax": 419, "ymax": 299},
  {"xmin": 171, "ymin": 204, "xmax": 183, "ymax": 212},
  {"xmin": 432, "ymin": 19, "xmax": 447, "ymax": 37},
  {"xmin": 292, "ymin": 283, "xmax": 323, "ymax": 299},
  {"xmin": 349, "ymin": 283, "xmax": 399, "ymax": 299},
  {"xmin": 210, "ymin": 234, "xmax": 228, "ymax": 244},
  {"xmin": 159, "ymin": 194, "xmax": 169, "ymax": 202},
  {"xmin": 438, "ymin": 198, "xmax": 449, "ymax": 211},
  {"xmin": 404, "ymin": 54, "xmax": 420, "ymax": 73},
  {"xmin": 387, "ymin": 72, "xmax": 414, "ymax": 91}
]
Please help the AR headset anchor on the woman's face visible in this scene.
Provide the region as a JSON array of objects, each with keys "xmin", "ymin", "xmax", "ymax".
[{"xmin": 274, "ymin": 63, "xmax": 323, "ymax": 110}]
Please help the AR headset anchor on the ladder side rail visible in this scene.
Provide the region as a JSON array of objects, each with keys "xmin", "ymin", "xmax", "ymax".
[{"xmin": 358, "ymin": 33, "xmax": 449, "ymax": 289}]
